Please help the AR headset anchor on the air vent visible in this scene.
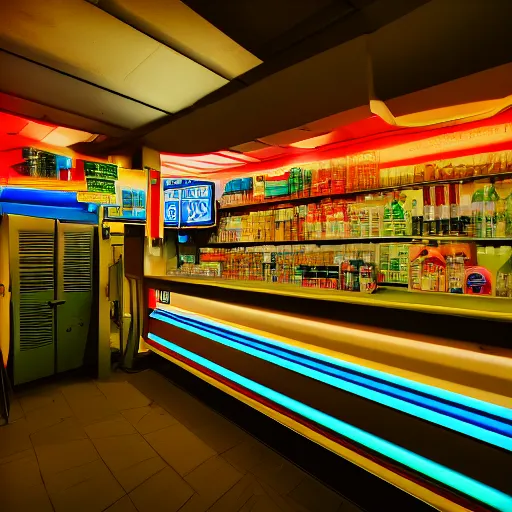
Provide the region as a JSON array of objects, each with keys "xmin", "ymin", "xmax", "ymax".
[
  {"xmin": 19, "ymin": 232, "xmax": 55, "ymax": 293},
  {"xmin": 19, "ymin": 299, "xmax": 53, "ymax": 351},
  {"xmin": 63, "ymin": 232, "xmax": 92, "ymax": 293}
]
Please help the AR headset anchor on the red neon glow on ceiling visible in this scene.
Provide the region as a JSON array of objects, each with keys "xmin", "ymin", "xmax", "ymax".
[{"xmin": 160, "ymin": 108, "xmax": 512, "ymax": 179}]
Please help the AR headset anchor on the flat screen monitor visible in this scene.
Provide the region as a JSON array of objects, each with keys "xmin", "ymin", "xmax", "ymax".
[{"xmin": 163, "ymin": 179, "xmax": 216, "ymax": 229}]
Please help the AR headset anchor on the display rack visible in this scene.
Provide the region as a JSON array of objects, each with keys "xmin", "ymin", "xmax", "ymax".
[
  {"xmin": 206, "ymin": 236, "xmax": 512, "ymax": 248},
  {"xmin": 219, "ymin": 170, "xmax": 512, "ymax": 212}
]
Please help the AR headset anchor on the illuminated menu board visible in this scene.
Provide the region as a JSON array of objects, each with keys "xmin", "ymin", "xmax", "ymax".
[
  {"xmin": 82, "ymin": 161, "xmax": 118, "ymax": 180},
  {"xmin": 77, "ymin": 160, "xmax": 118, "ymax": 197},
  {"xmin": 85, "ymin": 178, "xmax": 116, "ymax": 195},
  {"xmin": 163, "ymin": 179, "xmax": 216, "ymax": 229}
]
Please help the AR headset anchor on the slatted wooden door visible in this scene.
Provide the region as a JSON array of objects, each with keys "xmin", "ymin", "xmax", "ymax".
[
  {"xmin": 9, "ymin": 216, "xmax": 56, "ymax": 385},
  {"xmin": 56, "ymin": 222, "xmax": 93, "ymax": 373}
]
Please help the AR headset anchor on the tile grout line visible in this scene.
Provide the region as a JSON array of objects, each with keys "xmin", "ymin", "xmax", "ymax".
[{"xmin": 28, "ymin": 423, "xmax": 57, "ymax": 512}]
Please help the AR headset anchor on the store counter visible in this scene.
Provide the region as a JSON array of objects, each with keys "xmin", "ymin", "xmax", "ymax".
[{"xmin": 143, "ymin": 275, "xmax": 512, "ymax": 512}]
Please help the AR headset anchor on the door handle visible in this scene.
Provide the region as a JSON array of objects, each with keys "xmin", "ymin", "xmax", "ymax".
[{"xmin": 48, "ymin": 300, "xmax": 66, "ymax": 308}]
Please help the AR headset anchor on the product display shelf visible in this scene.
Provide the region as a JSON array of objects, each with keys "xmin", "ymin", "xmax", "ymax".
[
  {"xmin": 206, "ymin": 236, "xmax": 512, "ymax": 248},
  {"xmin": 149, "ymin": 276, "xmax": 512, "ymax": 322},
  {"xmin": 219, "ymin": 170, "xmax": 512, "ymax": 211}
]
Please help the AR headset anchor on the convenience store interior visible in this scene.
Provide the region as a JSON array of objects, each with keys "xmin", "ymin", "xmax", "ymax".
[{"xmin": 1, "ymin": 1, "xmax": 512, "ymax": 512}]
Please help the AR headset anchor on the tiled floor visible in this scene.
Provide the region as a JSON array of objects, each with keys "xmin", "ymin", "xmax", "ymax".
[{"xmin": 0, "ymin": 369, "xmax": 361, "ymax": 512}]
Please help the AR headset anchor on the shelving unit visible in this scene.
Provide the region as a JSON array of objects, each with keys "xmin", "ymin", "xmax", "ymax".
[
  {"xmin": 219, "ymin": 170, "xmax": 512, "ymax": 212},
  {"xmin": 206, "ymin": 236, "xmax": 512, "ymax": 248}
]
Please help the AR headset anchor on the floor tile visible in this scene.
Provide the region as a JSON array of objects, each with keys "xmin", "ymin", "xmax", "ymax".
[
  {"xmin": 85, "ymin": 415, "xmax": 136, "ymax": 439},
  {"xmin": 191, "ymin": 416, "xmax": 249, "ymax": 454},
  {"xmin": 68, "ymin": 394, "xmax": 119, "ymax": 425},
  {"xmin": 93, "ymin": 432, "xmax": 158, "ymax": 473},
  {"xmin": 129, "ymin": 466, "xmax": 194, "ymax": 512},
  {"xmin": 252, "ymin": 454, "xmax": 306, "ymax": 494},
  {"xmin": 176, "ymin": 494, "xmax": 211, "ymax": 512},
  {"xmin": 258, "ymin": 479, "xmax": 306, "ymax": 512},
  {"xmin": 7, "ymin": 398, "xmax": 25, "ymax": 422},
  {"xmin": 115, "ymin": 455, "xmax": 167, "ymax": 493},
  {"xmin": 92, "ymin": 432, "xmax": 165, "ymax": 492},
  {"xmin": 30, "ymin": 417, "xmax": 87, "ymax": 448},
  {"xmin": 122, "ymin": 404, "xmax": 178, "ymax": 435},
  {"xmin": 128, "ymin": 371, "xmax": 218, "ymax": 430},
  {"xmin": 36, "ymin": 438, "xmax": 99, "ymax": 476},
  {"xmin": 25, "ymin": 394, "xmax": 74, "ymax": 434},
  {"xmin": 1, "ymin": 482, "xmax": 53, "ymax": 512},
  {"xmin": 144, "ymin": 423, "xmax": 216, "ymax": 476},
  {"xmin": 184, "ymin": 455, "xmax": 243, "ymax": 505},
  {"xmin": 0, "ymin": 448, "xmax": 43, "ymax": 493},
  {"xmin": 208, "ymin": 474, "xmax": 265, "ymax": 512},
  {"xmin": 241, "ymin": 495, "xmax": 286, "ymax": 512},
  {"xmin": 0, "ymin": 417, "xmax": 32, "ymax": 459},
  {"xmin": 48, "ymin": 458, "xmax": 125, "ymax": 512},
  {"xmin": 222, "ymin": 440, "xmax": 276, "ymax": 474},
  {"xmin": 288, "ymin": 476, "xmax": 342, "ymax": 512},
  {"xmin": 59, "ymin": 381, "xmax": 104, "ymax": 404},
  {"xmin": 0, "ymin": 447, "xmax": 34, "ymax": 466},
  {"xmin": 43, "ymin": 458, "xmax": 109, "ymax": 495},
  {"xmin": 96, "ymin": 380, "xmax": 152, "ymax": 411},
  {"xmin": 104, "ymin": 495, "xmax": 138, "ymax": 512},
  {"xmin": 18, "ymin": 386, "xmax": 62, "ymax": 414}
]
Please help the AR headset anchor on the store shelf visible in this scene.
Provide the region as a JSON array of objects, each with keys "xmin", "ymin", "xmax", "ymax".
[
  {"xmin": 218, "ymin": 170, "xmax": 512, "ymax": 212},
  {"xmin": 206, "ymin": 236, "xmax": 512, "ymax": 248},
  {"xmin": 147, "ymin": 275, "xmax": 512, "ymax": 322}
]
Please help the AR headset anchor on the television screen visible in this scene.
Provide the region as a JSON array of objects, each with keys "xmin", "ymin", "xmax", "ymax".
[{"xmin": 163, "ymin": 179, "xmax": 216, "ymax": 229}]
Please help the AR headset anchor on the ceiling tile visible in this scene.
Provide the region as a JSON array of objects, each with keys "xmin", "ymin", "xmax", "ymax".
[
  {"xmin": 0, "ymin": 92, "xmax": 127, "ymax": 137},
  {"xmin": 99, "ymin": 0, "xmax": 262, "ymax": 79},
  {"xmin": 2, "ymin": 0, "xmax": 159, "ymax": 82},
  {"xmin": 1, "ymin": 0, "xmax": 228, "ymax": 113},
  {"xmin": 42, "ymin": 126, "xmax": 95, "ymax": 146},
  {"xmin": 19, "ymin": 123, "xmax": 55, "ymax": 141},
  {"xmin": 122, "ymin": 45, "xmax": 227, "ymax": 112},
  {"xmin": 0, "ymin": 51, "xmax": 165, "ymax": 129}
]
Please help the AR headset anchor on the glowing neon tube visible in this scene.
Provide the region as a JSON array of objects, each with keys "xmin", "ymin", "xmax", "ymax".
[
  {"xmin": 151, "ymin": 307, "xmax": 512, "ymax": 421},
  {"xmin": 147, "ymin": 332, "xmax": 512, "ymax": 512},
  {"xmin": 159, "ymin": 310, "xmax": 511, "ymax": 436},
  {"xmin": 151, "ymin": 309, "xmax": 512, "ymax": 449}
]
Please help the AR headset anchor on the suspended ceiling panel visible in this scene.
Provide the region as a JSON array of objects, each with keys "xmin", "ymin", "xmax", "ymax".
[
  {"xmin": 18, "ymin": 122, "xmax": 55, "ymax": 141},
  {"xmin": 184, "ymin": 0, "xmax": 349, "ymax": 59},
  {"xmin": 0, "ymin": 52, "xmax": 163, "ymax": 130},
  {"xmin": 1, "ymin": 0, "xmax": 228, "ymax": 113},
  {"xmin": 0, "ymin": 92, "xmax": 126, "ymax": 137},
  {"xmin": 96, "ymin": 0, "xmax": 262, "ymax": 80},
  {"xmin": 145, "ymin": 36, "xmax": 370, "ymax": 153},
  {"xmin": 370, "ymin": 0, "xmax": 512, "ymax": 103}
]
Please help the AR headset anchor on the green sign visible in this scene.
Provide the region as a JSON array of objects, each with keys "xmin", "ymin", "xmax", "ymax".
[
  {"xmin": 83, "ymin": 161, "xmax": 118, "ymax": 180},
  {"xmin": 86, "ymin": 178, "xmax": 116, "ymax": 195}
]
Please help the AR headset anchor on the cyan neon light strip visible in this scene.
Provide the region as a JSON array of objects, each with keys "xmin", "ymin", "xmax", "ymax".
[
  {"xmin": 147, "ymin": 332, "xmax": 512, "ymax": 512},
  {"xmin": 151, "ymin": 309, "xmax": 512, "ymax": 450},
  {"xmin": 159, "ymin": 310, "xmax": 511, "ymax": 437},
  {"xmin": 152, "ymin": 307, "xmax": 512, "ymax": 423}
]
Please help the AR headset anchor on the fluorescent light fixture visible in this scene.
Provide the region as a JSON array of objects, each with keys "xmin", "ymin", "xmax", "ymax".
[{"xmin": 147, "ymin": 332, "xmax": 512, "ymax": 512}]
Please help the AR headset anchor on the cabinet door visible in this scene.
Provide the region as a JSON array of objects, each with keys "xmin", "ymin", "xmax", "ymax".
[
  {"xmin": 56, "ymin": 223, "xmax": 93, "ymax": 373},
  {"xmin": 9, "ymin": 216, "xmax": 56, "ymax": 385}
]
